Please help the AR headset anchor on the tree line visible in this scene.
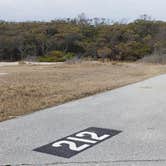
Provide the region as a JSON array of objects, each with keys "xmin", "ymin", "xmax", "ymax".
[{"xmin": 0, "ymin": 14, "xmax": 166, "ymax": 62}]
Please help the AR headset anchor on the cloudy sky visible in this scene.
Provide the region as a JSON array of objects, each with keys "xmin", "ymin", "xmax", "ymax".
[{"xmin": 0, "ymin": 0, "xmax": 166, "ymax": 22}]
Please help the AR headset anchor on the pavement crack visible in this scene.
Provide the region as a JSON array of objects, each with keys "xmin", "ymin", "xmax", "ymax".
[{"xmin": 5, "ymin": 159, "xmax": 166, "ymax": 166}]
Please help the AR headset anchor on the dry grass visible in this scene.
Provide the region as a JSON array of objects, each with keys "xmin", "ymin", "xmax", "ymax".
[
  {"xmin": 139, "ymin": 54, "xmax": 166, "ymax": 64},
  {"xmin": 1, "ymin": 61, "xmax": 166, "ymax": 122}
]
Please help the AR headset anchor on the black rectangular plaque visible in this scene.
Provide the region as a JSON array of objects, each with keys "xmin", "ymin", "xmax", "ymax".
[{"xmin": 34, "ymin": 127, "xmax": 121, "ymax": 158}]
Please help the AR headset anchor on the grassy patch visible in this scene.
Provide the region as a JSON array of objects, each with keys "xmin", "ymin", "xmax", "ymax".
[{"xmin": 1, "ymin": 61, "xmax": 166, "ymax": 122}]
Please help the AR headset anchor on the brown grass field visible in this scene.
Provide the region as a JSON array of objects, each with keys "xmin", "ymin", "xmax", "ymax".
[{"xmin": 1, "ymin": 61, "xmax": 166, "ymax": 122}]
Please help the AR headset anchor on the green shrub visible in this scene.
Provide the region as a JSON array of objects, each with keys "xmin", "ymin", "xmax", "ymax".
[
  {"xmin": 38, "ymin": 51, "xmax": 75, "ymax": 62},
  {"xmin": 63, "ymin": 53, "xmax": 75, "ymax": 60},
  {"xmin": 38, "ymin": 56, "xmax": 57, "ymax": 62},
  {"xmin": 116, "ymin": 41, "xmax": 151, "ymax": 61},
  {"xmin": 38, "ymin": 50, "xmax": 64, "ymax": 62}
]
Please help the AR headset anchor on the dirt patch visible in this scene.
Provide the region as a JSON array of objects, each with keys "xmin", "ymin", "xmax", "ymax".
[{"xmin": 1, "ymin": 61, "xmax": 166, "ymax": 122}]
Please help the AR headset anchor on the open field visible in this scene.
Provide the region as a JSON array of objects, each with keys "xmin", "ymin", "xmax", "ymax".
[{"xmin": 1, "ymin": 61, "xmax": 166, "ymax": 122}]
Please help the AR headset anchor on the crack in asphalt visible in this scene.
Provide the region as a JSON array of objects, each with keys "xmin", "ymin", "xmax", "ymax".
[{"xmin": 3, "ymin": 159, "xmax": 166, "ymax": 166}]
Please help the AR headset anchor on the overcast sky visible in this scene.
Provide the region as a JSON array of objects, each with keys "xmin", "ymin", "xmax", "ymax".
[{"xmin": 0, "ymin": 0, "xmax": 166, "ymax": 22}]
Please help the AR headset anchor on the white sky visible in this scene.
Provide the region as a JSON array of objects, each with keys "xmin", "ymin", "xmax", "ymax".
[{"xmin": 0, "ymin": 0, "xmax": 166, "ymax": 21}]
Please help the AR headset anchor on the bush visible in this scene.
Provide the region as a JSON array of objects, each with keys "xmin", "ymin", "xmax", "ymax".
[
  {"xmin": 38, "ymin": 50, "xmax": 64, "ymax": 62},
  {"xmin": 2, "ymin": 18, "xmax": 165, "ymax": 62},
  {"xmin": 116, "ymin": 41, "xmax": 151, "ymax": 61},
  {"xmin": 38, "ymin": 51, "xmax": 75, "ymax": 62},
  {"xmin": 97, "ymin": 47, "xmax": 112, "ymax": 59},
  {"xmin": 63, "ymin": 52, "xmax": 75, "ymax": 60}
]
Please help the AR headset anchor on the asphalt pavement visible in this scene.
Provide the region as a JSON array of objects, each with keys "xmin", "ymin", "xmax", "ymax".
[{"xmin": 1, "ymin": 75, "xmax": 166, "ymax": 166}]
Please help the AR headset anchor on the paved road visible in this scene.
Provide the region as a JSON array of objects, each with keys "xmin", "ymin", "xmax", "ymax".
[{"xmin": 1, "ymin": 75, "xmax": 166, "ymax": 166}]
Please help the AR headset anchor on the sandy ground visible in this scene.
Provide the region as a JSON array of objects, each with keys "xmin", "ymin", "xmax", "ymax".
[
  {"xmin": 0, "ymin": 73, "xmax": 8, "ymax": 75},
  {"xmin": 0, "ymin": 61, "xmax": 62, "ymax": 67},
  {"xmin": 1, "ymin": 61, "xmax": 166, "ymax": 122},
  {"xmin": 0, "ymin": 62, "xmax": 19, "ymax": 67}
]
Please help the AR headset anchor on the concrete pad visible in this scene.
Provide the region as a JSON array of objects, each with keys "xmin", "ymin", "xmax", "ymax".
[{"xmin": 1, "ymin": 75, "xmax": 166, "ymax": 165}]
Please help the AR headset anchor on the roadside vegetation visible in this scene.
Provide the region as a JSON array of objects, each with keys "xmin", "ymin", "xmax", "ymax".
[
  {"xmin": 0, "ymin": 14, "xmax": 166, "ymax": 62},
  {"xmin": 1, "ymin": 14, "xmax": 166, "ymax": 122},
  {"xmin": 1, "ymin": 61, "xmax": 166, "ymax": 122}
]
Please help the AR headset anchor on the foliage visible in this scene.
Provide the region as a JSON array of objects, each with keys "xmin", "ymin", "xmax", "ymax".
[
  {"xmin": 97, "ymin": 47, "xmax": 112, "ymax": 60},
  {"xmin": 39, "ymin": 50, "xmax": 65, "ymax": 62},
  {"xmin": 0, "ymin": 16, "xmax": 166, "ymax": 62},
  {"xmin": 38, "ymin": 51, "xmax": 75, "ymax": 62},
  {"xmin": 116, "ymin": 41, "xmax": 151, "ymax": 61},
  {"xmin": 63, "ymin": 52, "xmax": 75, "ymax": 61}
]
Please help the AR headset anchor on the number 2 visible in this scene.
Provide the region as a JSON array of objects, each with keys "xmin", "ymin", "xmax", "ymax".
[
  {"xmin": 52, "ymin": 131, "xmax": 110, "ymax": 152},
  {"xmin": 76, "ymin": 131, "xmax": 110, "ymax": 141},
  {"xmin": 52, "ymin": 140, "xmax": 90, "ymax": 151}
]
